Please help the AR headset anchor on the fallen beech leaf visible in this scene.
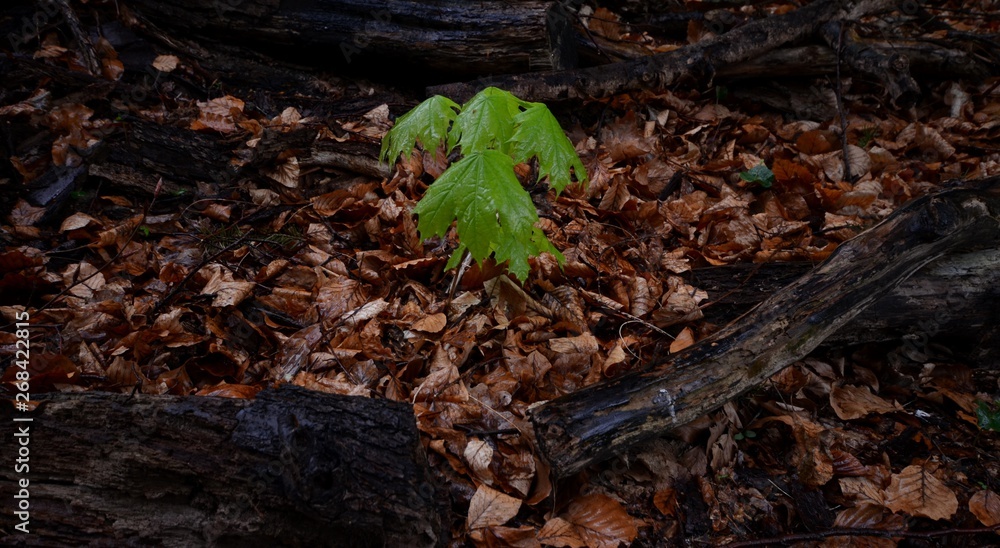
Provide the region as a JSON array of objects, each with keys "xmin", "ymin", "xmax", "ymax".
[
  {"xmin": 755, "ymin": 415, "xmax": 832, "ymax": 486},
  {"xmin": 412, "ymin": 312, "xmax": 447, "ymax": 333},
  {"xmin": 669, "ymin": 327, "xmax": 695, "ymax": 353},
  {"xmin": 795, "ymin": 129, "xmax": 836, "ymax": 155},
  {"xmin": 60, "ymin": 212, "xmax": 101, "ymax": 232},
  {"xmin": 538, "ymin": 516, "xmax": 586, "ymax": 548},
  {"xmin": 653, "ymin": 487, "xmax": 678, "ymax": 516},
  {"xmin": 490, "ymin": 525, "xmax": 541, "ymax": 548},
  {"xmin": 264, "ymin": 156, "xmax": 300, "ymax": 188},
  {"xmin": 101, "ymin": 58, "xmax": 124, "ymax": 80},
  {"xmin": 830, "ymin": 384, "xmax": 903, "ymax": 420},
  {"xmin": 772, "ymin": 158, "xmax": 815, "ymax": 185},
  {"xmin": 190, "ymin": 95, "xmax": 245, "ymax": 133},
  {"xmin": 464, "ymin": 438, "xmax": 494, "ymax": 480},
  {"xmin": 563, "ymin": 493, "xmax": 639, "ymax": 548},
  {"xmin": 969, "ymin": 490, "xmax": 1000, "ymax": 527},
  {"xmin": 152, "ymin": 54, "xmax": 179, "ymax": 72},
  {"xmin": 833, "ymin": 503, "xmax": 889, "ymax": 529},
  {"xmin": 195, "ymin": 383, "xmax": 262, "ymax": 399},
  {"xmin": 600, "ymin": 111, "xmax": 652, "ymax": 162},
  {"xmin": 201, "ymin": 265, "xmax": 254, "ymax": 307},
  {"xmin": 884, "ymin": 464, "xmax": 958, "ymax": 520},
  {"xmin": 588, "ymin": 7, "xmax": 623, "ymax": 40},
  {"xmin": 467, "ymin": 484, "xmax": 521, "ymax": 530},
  {"xmin": 549, "ymin": 332, "xmax": 599, "ymax": 355},
  {"xmin": 10, "ymin": 200, "xmax": 47, "ymax": 226}
]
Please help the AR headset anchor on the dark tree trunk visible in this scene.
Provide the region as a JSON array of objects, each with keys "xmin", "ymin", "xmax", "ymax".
[{"xmin": 0, "ymin": 386, "xmax": 445, "ymax": 547}]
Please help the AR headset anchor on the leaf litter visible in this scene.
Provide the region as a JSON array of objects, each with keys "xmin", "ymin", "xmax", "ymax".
[{"xmin": 3, "ymin": 1, "xmax": 1000, "ymax": 545}]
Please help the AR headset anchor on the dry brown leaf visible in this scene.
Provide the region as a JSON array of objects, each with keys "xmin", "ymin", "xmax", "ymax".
[
  {"xmin": 486, "ymin": 275, "xmax": 550, "ymax": 318},
  {"xmin": 542, "ymin": 286, "xmax": 586, "ymax": 326},
  {"xmin": 200, "ymin": 264, "xmax": 254, "ymax": 308},
  {"xmin": 884, "ymin": 464, "xmax": 958, "ymax": 520},
  {"xmin": 588, "ymin": 7, "xmax": 623, "ymax": 40},
  {"xmin": 600, "ymin": 111, "xmax": 652, "ymax": 162},
  {"xmin": 62, "ymin": 262, "xmax": 105, "ymax": 300},
  {"xmin": 599, "ymin": 179, "xmax": 632, "ymax": 211},
  {"xmin": 561, "ymin": 493, "xmax": 639, "ymax": 548},
  {"xmin": 190, "ymin": 95, "xmax": 245, "ymax": 133},
  {"xmin": 755, "ymin": 415, "xmax": 832, "ymax": 486},
  {"xmin": 464, "ymin": 438, "xmax": 494, "ymax": 481},
  {"xmin": 830, "ymin": 385, "xmax": 903, "ymax": 420},
  {"xmin": 628, "ymin": 276, "xmax": 651, "ymax": 318},
  {"xmin": 152, "ymin": 54, "xmax": 179, "ymax": 72},
  {"xmin": 839, "ymin": 476, "xmax": 887, "ymax": 507},
  {"xmin": 467, "ymin": 484, "xmax": 521, "ymax": 530},
  {"xmin": 60, "ymin": 212, "xmax": 101, "ymax": 232},
  {"xmin": 195, "ymin": 383, "xmax": 261, "ymax": 399},
  {"xmin": 316, "ymin": 276, "xmax": 366, "ymax": 320},
  {"xmin": 833, "ymin": 503, "xmax": 888, "ymax": 529},
  {"xmin": 274, "ymin": 324, "xmax": 323, "ymax": 381},
  {"xmin": 669, "ymin": 327, "xmax": 695, "ymax": 353},
  {"xmin": 292, "ymin": 371, "xmax": 370, "ymax": 397},
  {"xmin": 831, "ymin": 448, "xmax": 868, "ymax": 477},
  {"xmin": 549, "ymin": 332, "xmax": 599, "ymax": 355},
  {"xmin": 653, "ymin": 487, "xmax": 678, "ymax": 516},
  {"xmin": 969, "ymin": 490, "xmax": 1000, "ymax": 527},
  {"xmin": 264, "ymin": 156, "xmax": 300, "ymax": 188},
  {"xmin": 412, "ymin": 312, "xmax": 447, "ymax": 333},
  {"xmin": 772, "ymin": 158, "xmax": 815, "ymax": 185},
  {"xmin": 101, "ymin": 58, "xmax": 124, "ymax": 80},
  {"xmin": 795, "ymin": 129, "xmax": 837, "ymax": 155},
  {"xmin": 490, "ymin": 525, "xmax": 541, "ymax": 548},
  {"xmin": 9, "ymin": 200, "xmax": 47, "ymax": 226},
  {"xmin": 539, "ymin": 516, "xmax": 586, "ymax": 548}
]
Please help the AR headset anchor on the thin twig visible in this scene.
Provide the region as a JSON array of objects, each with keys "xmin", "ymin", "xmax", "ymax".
[
  {"xmin": 833, "ymin": 21, "xmax": 854, "ymax": 182},
  {"xmin": 149, "ymin": 228, "xmax": 254, "ymax": 316}
]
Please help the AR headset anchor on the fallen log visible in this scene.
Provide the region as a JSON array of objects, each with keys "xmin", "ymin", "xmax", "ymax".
[
  {"xmin": 690, "ymin": 247, "xmax": 1000, "ymax": 350},
  {"xmin": 530, "ymin": 179, "xmax": 1000, "ymax": 478},
  {"xmin": 0, "ymin": 385, "xmax": 444, "ymax": 547},
  {"xmin": 428, "ymin": 0, "xmax": 895, "ymax": 102},
  {"xmin": 125, "ymin": 0, "xmax": 578, "ymax": 79}
]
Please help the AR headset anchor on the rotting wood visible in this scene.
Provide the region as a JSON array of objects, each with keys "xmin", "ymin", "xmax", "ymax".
[
  {"xmin": 530, "ymin": 179, "xmax": 1000, "ymax": 478},
  {"xmin": 689, "ymin": 248, "xmax": 1000, "ymax": 351},
  {"xmin": 428, "ymin": 0, "xmax": 896, "ymax": 102},
  {"xmin": 0, "ymin": 385, "xmax": 444, "ymax": 547},
  {"xmin": 125, "ymin": 0, "xmax": 578, "ymax": 79}
]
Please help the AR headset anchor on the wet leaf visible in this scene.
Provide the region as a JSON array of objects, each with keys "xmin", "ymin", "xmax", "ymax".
[{"xmin": 467, "ymin": 484, "xmax": 521, "ymax": 530}]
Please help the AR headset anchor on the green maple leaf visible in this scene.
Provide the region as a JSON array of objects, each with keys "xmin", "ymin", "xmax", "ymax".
[
  {"xmin": 413, "ymin": 150, "xmax": 553, "ymax": 281},
  {"xmin": 382, "ymin": 87, "xmax": 585, "ymax": 282},
  {"xmin": 380, "ymin": 95, "xmax": 460, "ymax": 163},
  {"xmin": 511, "ymin": 103, "xmax": 588, "ymax": 193},
  {"xmin": 449, "ymin": 87, "xmax": 524, "ymax": 155}
]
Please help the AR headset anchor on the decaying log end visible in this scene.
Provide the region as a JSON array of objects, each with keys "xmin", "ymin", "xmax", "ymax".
[{"xmin": 531, "ymin": 179, "xmax": 1000, "ymax": 478}]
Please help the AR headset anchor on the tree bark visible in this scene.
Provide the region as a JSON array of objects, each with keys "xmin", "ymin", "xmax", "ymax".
[
  {"xmin": 690, "ymin": 248, "xmax": 1000, "ymax": 350},
  {"xmin": 530, "ymin": 179, "xmax": 1000, "ymax": 478},
  {"xmin": 428, "ymin": 0, "xmax": 895, "ymax": 102},
  {"xmin": 0, "ymin": 386, "xmax": 444, "ymax": 547},
  {"xmin": 125, "ymin": 0, "xmax": 578, "ymax": 79}
]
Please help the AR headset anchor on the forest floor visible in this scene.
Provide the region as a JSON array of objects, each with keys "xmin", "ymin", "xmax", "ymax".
[{"xmin": 3, "ymin": 0, "xmax": 1000, "ymax": 546}]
